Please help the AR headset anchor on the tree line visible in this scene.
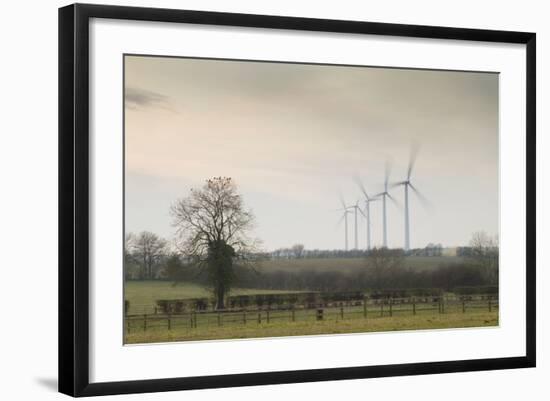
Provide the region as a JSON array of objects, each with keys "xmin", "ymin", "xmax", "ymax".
[
  {"xmin": 125, "ymin": 177, "xmax": 499, "ymax": 309},
  {"xmin": 269, "ymin": 243, "xmax": 444, "ymax": 259},
  {"xmin": 125, "ymin": 232, "xmax": 498, "ymax": 291}
]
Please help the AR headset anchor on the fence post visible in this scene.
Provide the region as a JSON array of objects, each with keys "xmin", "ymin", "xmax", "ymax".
[
  {"xmin": 380, "ymin": 302, "xmax": 383, "ymax": 317},
  {"xmin": 217, "ymin": 312, "xmax": 221, "ymax": 327},
  {"xmin": 488, "ymin": 299, "xmax": 492, "ymax": 312},
  {"xmin": 292, "ymin": 309, "xmax": 295, "ymax": 322},
  {"xmin": 340, "ymin": 306, "xmax": 344, "ymax": 319},
  {"xmin": 389, "ymin": 299, "xmax": 393, "ymax": 317},
  {"xmin": 363, "ymin": 299, "xmax": 367, "ymax": 318},
  {"xmin": 258, "ymin": 312, "xmax": 261, "ymax": 324},
  {"xmin": 193, "ymin": 312, "xmax": 197, "ymax": 328},
  {"xmin": 267, "ymin": 310, "xmax": 270, "ymax": 324},
  {"xmin": 413, "ymin": 297, "xmax": 416, "ymax": 315},
  {"xmin": 168, "ymin": 315, "xmax": 171, "ymax": 330},
  {"xmin": 127, "ymin": 318, "xmax": 130, "ymax": 333},
  {"xmin": 316, "ymin": 308, "xmax": 324, "ymax": 321},
  {"xmin": 243, "ymin": 311, "xmax": 247, "ymax": 325},
  {"xmin": 462, "ymin": 299, "xmax": 466, "ymax": 313},
  {"xmin": 143, "ymin": 314, "xmax": 147, "ymax": 332}
]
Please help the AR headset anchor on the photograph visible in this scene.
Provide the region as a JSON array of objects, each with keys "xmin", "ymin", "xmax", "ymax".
[{"xmin": 123, "ymin": 54, "xmax": 500, "ymax": 344}]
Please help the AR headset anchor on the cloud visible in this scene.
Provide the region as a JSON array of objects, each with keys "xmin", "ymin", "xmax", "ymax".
[{"xmin": 125, "ymin": 87, "xmax": 173, "ymax": 111}]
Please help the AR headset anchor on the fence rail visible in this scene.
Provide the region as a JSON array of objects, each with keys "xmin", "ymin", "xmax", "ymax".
[{"xmin": 125, "ymin": 295, "xmax": 498, "ymax": 333}]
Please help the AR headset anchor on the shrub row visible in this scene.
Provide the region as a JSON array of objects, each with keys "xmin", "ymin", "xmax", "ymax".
[
  {"xmin": 154, "ymin": 286, "xmax": 498, "ymax": 312},
  {"xmin": 156, "ymin": 298, "xmax": 211, "ymax": 313}
]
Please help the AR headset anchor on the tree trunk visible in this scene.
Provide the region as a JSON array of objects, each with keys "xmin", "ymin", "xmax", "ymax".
[
  {"xmin": 216, "ymin": 285, "xmax": 225, "ymax": 310},
  {"xmin": 142, "ymin": 254, "xmax": 147, "ymax": 280}
]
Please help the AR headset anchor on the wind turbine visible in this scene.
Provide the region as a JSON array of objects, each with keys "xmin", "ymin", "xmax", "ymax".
[
  {"xmin": 375, "ymin": 162, "xmax": 398, "ymax": 248},
  {"xmin": 354, "ymin": 177, "xmax": 379, "ymax": 251},
  {"xmin": 336, "ymin": 198, "xmax": 354, "ymax": 251},
  {"xmin": 392, "ymin": 146, "xmax": 430, "ymax": 252}
]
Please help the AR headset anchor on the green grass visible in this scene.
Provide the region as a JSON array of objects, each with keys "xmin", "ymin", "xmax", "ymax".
[
  {"xmin": 257, "ymin": 256, "xmax": 465, "ymax": 273},
  {"xmin": 125, "ymin": 309, "xmax": 498, "ymax": 344},
  {"xmin": 125, "ymin": 281, "xmax": 303, "ymax": 314}
]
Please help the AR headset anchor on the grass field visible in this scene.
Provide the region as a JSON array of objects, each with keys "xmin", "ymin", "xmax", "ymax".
[
  {"xmin": 125, "ymin": 309, "xmax": 498, "ymax": 344},
  {"xmin": 257, "ymin": 256, "xmax": 465, "ymax": 273},
  {"xmin": 125, "ymin": 281, "xmax": 303, "ymax": 314}
]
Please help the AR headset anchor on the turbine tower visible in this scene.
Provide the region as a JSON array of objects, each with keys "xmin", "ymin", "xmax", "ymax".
[
  {"xmin": 393, "ymin": 146, "xmax": 430, "ymax": 252},
  {"xmin": 354, "ymin": 177, "xmax": 379, "ymax": 251},
  {"xmin": 375, "ymin": 162, "xmax": 396, "ymax": 248},
  {"xmin": 349, "ymin": 201, "xmax": 361, "ymax": 250}
]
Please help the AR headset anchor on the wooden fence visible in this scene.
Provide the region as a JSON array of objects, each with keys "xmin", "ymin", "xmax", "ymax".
[{"xmin": 125, "ymin": 295, "xmax": 498, "ymax": 333}]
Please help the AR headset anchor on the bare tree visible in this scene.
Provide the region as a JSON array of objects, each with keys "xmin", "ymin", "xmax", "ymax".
[
  {"xmin": 124, "ymin": 232, "xmax": 135, "ymax": 261},
  {"xmin": 131, "ymin": 231, "xmax": 167, "ymax": 280},
  {"xmin": 291, "ymin": 244, "xmax": 305, "ymax": 258},
  {"xmin": 170, "ymin": 177, "xmax": 258, "ymax": 309},
  {"xmin": 124, "ymin": 232, "xmax": 138, "ymax": 279},
  {"xmin": 469, "ymin": 231, "xmax": 499, "ymax": 284}
]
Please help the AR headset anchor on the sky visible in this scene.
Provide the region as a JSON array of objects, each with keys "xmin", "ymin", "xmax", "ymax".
[{"xmin": 124, "ymin": 55, "xmax": 499, "ymax": 252}]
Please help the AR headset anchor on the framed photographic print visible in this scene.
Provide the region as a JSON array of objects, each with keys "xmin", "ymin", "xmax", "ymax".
[{"xmin": 58, "ymin": 3, "xmax": 536, "ymax": 397}]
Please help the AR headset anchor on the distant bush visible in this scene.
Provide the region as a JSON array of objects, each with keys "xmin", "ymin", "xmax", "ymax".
[
  {"xmin": 156, "ymin": 299, "xmax": 189, "ymax": 313},
  {"xmin": 453, "ymin": 285, "xmax": 498, "ymax": 295}
]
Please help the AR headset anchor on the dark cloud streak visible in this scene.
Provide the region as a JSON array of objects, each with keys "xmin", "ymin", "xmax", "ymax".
[{"xmin": 125, "ymin": 87, "xmax": 173, "ymax": 111}]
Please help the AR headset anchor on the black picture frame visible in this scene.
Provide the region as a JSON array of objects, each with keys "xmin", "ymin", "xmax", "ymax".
[{"xmin": 59, "ymin": 3, "xmax": 536, "ymax": 397}]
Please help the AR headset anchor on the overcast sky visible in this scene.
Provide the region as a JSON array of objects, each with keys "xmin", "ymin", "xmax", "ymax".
[{"xmin": 124, "ymin": 55, "xmax": 499, "ymax": 251}]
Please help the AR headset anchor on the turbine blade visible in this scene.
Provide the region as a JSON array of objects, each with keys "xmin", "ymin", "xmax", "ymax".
[
  {"xmin": 407, "ymin": 143, "xmax": 420, "ymax": 180},
  {"xmin": 390, "ymin": 181, "xmax": 407, "ymax": 188},
  {"xmin": 339, "ymin": 194, "xmax": 347, "ymax": 210},
  {"xmin": 334, "ymin": 213, "xmax": 345, "ymax": 229},
  {"xmin": 353, "ymin": 175, "xmax": 369, "ymax": 199},
  {"xmin": 410, "ymin": 183, "xmax": 433, "ymax": 210},
  {"xmin": 387, "ymin": 192, "xmax": 403, "ymax": 210}
]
